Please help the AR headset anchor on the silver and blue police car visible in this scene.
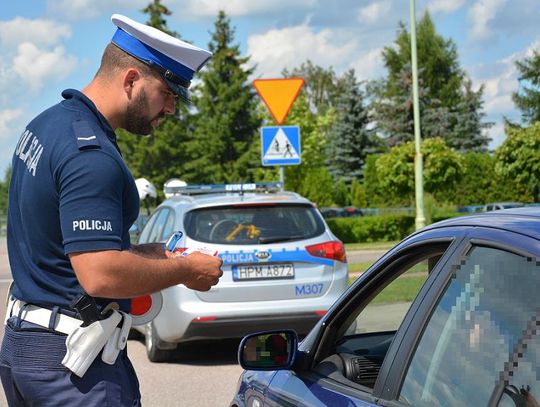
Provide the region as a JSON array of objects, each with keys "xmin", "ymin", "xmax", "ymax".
[{"xmin": 133, "ymin": 182, "xmax": 349, "ymax": 362}]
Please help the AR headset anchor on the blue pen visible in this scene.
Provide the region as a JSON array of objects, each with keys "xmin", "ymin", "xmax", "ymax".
[{"xmin": 164, "ymin": 231, "xmax": 183, "ymax": 252}]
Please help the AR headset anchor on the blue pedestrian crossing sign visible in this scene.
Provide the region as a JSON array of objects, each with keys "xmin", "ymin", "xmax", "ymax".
[{"xmin": 261, "ymin": 126, "xmax": 301, "ymax": 166}]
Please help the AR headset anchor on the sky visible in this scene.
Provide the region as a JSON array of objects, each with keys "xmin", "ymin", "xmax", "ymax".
[{"xmin": 1, "ymin": 0, "xmax": 539, "ymax": 177}]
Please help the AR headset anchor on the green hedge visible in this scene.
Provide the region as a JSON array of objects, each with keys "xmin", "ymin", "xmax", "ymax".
[
  {"xmin": 326, "ymin": 215, "xmax": 416, "ymax": 243},
  {"xmin": 326, "ymin": 212, "xmax": 465, "ymax": 243}
]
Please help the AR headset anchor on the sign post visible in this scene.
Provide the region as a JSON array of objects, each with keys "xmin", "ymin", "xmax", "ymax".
[{"xmin": 253, "ymin": 78, "xmax": 304, "ymax": 189}]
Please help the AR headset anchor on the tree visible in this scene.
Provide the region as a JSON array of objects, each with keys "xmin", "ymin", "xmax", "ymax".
[
  {"xmin": 283, "ymin": 61, "xmax": 344, "ymax": 115},
  {"xmin": 448, "ymin": 79, "xmax": 492, "ymax": 152},
  {"xmin": 184, "ymin": 10, "xmax": 261, "ymax": 183},
  {"xmin": 495, "ymin": 122, "xmax": 540, "ymax": 202},
  {"xmin": 333, "ymin": 178, "xmax": 351, "ymax": 207},
  {"xmin": 326, "ymin": 69, "xmax": 382, "ymax": 183},
  {"xmin": 350, "ymin": 179, "xmax": 367, "ymax": 208},
  {"xmin": 512, "ymin": 48, "xmax": 540, "ymax": 125},
  {"xmin": 373, "ymin": 11, "xmax": 491, "ymax": 151},
  {"xmin": 271, "ymin": 93, "xmax": 336, "ymax": 206},
  {"xmin": 370, "ymin": 66, "xmax": 452, "ymax": 147},
  {"xmin": 450, "ymin": 153, "xmax": 514, "ymax": 205},
  {"xmin": 363, "ymin": 154, "xmax": 386, "ymax": 207},
  {"xmin": 141, "ymin": 0, "xmax": 177, "ymax": 37},
  {"xmin": 0, "ymin": 165, "xmax": 11, "ymax": 214},
  {"xmin": 374, "ymin": 138, "xmax": 464, "ymax": 205},
  {"xmin": 382, "ymin": 12, "xmax": 462, "ymax": 108}
]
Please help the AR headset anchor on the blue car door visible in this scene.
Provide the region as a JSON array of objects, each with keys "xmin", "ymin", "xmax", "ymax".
[
  {"xmin": 257, "ymin": 234, "xmax": 463, "ymax": 407},
  {"xmin": 264, "ymin": 370, "xmax": 377, "ymax": 406}
]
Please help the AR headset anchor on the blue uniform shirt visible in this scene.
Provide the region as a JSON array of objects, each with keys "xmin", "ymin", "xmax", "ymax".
[{"xmin": 7, "ymin": 89, "xmax": 140, "ymax": 312}]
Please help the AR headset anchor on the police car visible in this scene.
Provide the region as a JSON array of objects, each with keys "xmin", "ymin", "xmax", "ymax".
[{"xmin": 134, "ymin": 182, "xmax": 349, "ymax": 362}]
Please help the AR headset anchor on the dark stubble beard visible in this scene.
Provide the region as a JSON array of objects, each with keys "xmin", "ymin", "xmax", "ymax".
[{"xmin": 125, "ymin": 87, "xmax": 154, "ymax": 136}]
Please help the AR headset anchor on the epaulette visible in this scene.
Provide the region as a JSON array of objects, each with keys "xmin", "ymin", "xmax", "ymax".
[{"xmin": 72, "ymin": 120, "xmax": 101, "ymax": 150}]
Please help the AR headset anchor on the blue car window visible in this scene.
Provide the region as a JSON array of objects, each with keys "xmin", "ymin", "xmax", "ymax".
[
  {"xmin": 145, "ymin": 208, "xmax": 171, "ymax": 243},
  {"xmin": 399, "ymin": 246, "xmax": 540, "ymax": 406},
  {"xmin": 160, "ymin": 209, "xmax": 176, "ymax": 242},
  {"xmin": 346, "ymin": 258, "xmax": 431, "ymax": 335},
  {"xmin": 318, "ymin": 248, "xmax": 445, "ymax": 390},
  {"xmin": 138, "ymin": 211, "xmax": 159, "ymax": 243}
]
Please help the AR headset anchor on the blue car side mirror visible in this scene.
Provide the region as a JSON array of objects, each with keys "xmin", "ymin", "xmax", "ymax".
[{"xmin": 238, "ymin": 329, "xmax": 298, "ymax": 370}]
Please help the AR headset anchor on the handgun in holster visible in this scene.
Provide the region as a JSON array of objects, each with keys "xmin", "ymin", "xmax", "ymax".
[{"xmin": 61, "ymin": 293, "xmax": 131, "ymax": 377}]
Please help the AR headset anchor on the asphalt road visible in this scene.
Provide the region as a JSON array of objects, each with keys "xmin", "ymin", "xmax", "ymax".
[{"xmin": 0, "ymin": 239, "xmax": 385, "ymax": 406}]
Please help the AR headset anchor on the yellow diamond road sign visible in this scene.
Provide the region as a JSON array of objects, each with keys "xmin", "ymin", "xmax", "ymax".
[{"xmin": 253, "ymin": 78, "xmax": 304, "ymax": 125}]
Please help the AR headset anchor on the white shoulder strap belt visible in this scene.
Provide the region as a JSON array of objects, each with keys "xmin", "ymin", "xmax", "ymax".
[{"xmin": 6, "ymin": 297, "xmax": 82, "ymax": 335}]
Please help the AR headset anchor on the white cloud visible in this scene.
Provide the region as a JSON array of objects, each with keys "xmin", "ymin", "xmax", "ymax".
[
  {"xmin": 13, "ymin": 43, "xmax": 78, "ymax": 92},
  {"xmin": 479, "ymin": 36, "xmax": 540, "ymax": 119},
  {"xmin": 0, "ymin": 62, "xmax": 19, "ymax": 107},
  {"xmin": 0, "ymin": 109, "xmax": 24, "ymax": 174},
  {"xmin": 0, "ymin": 17, "xmax": 78, "ymax": 95},
  {"xmin": 524, "ymin": 38, "xmax": 540, "ymax": 58},
  {"xmin": 468, "ymin": 0, "xmax": 508, "ymax": 40},
  {"xmin": 487, "ymin": 121, "xmax": 506, "ymax": 150},
  {"xmin": 0, "ymin": 109, "xmax": 23, "ymax": 141},
  {"xmin": 48, "ymin": 0, "xmax": 101, "ymax": 19},
  {"xmin": 358, "ymin": 1, "xmax": 392, "ymax": 24},
  {"xmin": 247, "ymin": 24, "xmax": 357, "ymax": 78},
  {"xmin": 481, "ymin": 60, "xmax": 516, "ymax": 116},
  {"xmin": 0, "ymin": 17, "xmax": 71, "ymax": 49},
  {"xmin": 181, "ymin": 0, "xmax": 316, "ymax": 18},
  {"xmin": 428, "ymin": 0, "xmax": 466, "ymax": 14},
  {"xmin": 350, "ymin": 48, "xmax": 384, "ymax": 80},
  {"xmin": 470, "ymin": 37, "xmax": 540, "ymax": 150},
  {"xmin": 46, "ymin": 0, "xmax": 148, "ymax": 20}
]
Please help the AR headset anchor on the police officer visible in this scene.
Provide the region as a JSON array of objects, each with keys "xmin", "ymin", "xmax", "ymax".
[{"xmin": 0, "ymin": 14, "xmax": 223, "ymax": 406}]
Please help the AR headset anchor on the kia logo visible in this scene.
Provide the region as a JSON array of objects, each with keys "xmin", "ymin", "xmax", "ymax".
[{"xmin": 255, "ymin": 251, "xmax": 271, "ymax": 260}]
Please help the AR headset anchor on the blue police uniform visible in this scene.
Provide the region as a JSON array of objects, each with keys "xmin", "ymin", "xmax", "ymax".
[
  {"xmin": 0, "ymin": 89, "xmax": 141, "ymax": 406},
  {"xmin": 7, "ymin": 88, "xmax": 138, "ymax": 312},
  {"xmin": 0, "ymin": 13, "xmax": 212, "ymax": 406}
]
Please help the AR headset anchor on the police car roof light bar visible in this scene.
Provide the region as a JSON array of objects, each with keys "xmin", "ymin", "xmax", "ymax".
[{"xmin": 164, "ymin": 182, "xmax": 283, "ymax": 196}]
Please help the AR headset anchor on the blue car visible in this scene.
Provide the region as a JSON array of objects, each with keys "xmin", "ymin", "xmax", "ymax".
[{"xmin": 231, "ymin": 208, "xmax": 540, "ymax": 407}]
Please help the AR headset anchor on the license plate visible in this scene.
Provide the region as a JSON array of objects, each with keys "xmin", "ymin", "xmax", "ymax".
[{"xmin": 233, "ymin": 263, "xmax": 295, "ymax": 281}]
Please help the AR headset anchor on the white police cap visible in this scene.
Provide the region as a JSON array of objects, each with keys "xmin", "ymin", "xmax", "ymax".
[{"xmin": 111, "ymin": 14, "xmax": 212, "ymax": 102}]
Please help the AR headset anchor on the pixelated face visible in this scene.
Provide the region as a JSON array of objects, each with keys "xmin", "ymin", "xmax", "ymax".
[{"xmin": 400, "ymin": 247, "xmax": 540, "ymax": 406}]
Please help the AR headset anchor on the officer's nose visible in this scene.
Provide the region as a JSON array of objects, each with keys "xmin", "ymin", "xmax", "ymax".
[{"xmin": 164, "ymin": 97, "xmax": 176, "ymax": 115}]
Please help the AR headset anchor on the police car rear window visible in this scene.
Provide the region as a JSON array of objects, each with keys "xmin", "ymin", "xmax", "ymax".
[{"xmin": 183, "ymin": 204, "xmax": 326, "ymax": 245}]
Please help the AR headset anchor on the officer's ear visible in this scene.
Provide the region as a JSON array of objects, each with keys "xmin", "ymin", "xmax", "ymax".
[{"xmin": 123, "ymin": 69, "xmax": 141, "ymax": 95}]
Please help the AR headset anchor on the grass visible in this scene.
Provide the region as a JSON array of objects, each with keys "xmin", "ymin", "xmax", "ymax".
[
  {"xmin": 347, "ymin": 255, "xmax": 430, "ymax": 303},
  {"xmin": 370, "ymin": 276, "xmax": 427, "ymax": 304},
  {"xmin": 348, "ymin": 259, "xmax": 428, "ymax": 279},
  {"xmin": 348, "ymin": 261, "xmax": 375, "ymax": 274},
  {"xmin": 347, "ymin": 274, "xmax": 427, "ymax": 303}
]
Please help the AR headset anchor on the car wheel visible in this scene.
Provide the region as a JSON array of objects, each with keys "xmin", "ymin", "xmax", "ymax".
[{"xmin": 145, "ymin": 322, "xmax": 175, "ymax": 363}]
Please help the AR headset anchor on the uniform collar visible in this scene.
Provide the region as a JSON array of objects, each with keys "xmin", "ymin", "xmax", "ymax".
[{"xmin": 61, "ymin": 89, "xmax": 116, "ymax": 142}]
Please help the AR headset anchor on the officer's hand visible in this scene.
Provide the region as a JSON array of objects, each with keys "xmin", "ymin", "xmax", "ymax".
[
  {"xmin": 178, "ymin": 251, "xmax": 223, "ymax": 291},
  {"xmin": 164, "ymin": 249, "xmax": 182, "ymax": 258}
]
